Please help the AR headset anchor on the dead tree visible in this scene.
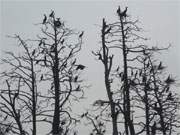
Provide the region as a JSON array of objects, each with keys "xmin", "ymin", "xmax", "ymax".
[
  {"xmin": 36, "ymin": 11, "xmax": 85, "ymax": 134},
  {"xmin": 0, "ymin": 35, "xmax": 42, "ymax": 135},
  {"xmin": 93, "ymin": 18, "xmax": 119, "ymax": 135}
]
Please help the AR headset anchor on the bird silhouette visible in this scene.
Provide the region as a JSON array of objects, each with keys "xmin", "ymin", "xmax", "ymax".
[
  {"xmin": 79, "ymin": 31, "xmax": 84, "ymax": 38},
  {"xmin": 54, "ymin": 18, "xmax": 61, "ymax": 27},
  {"xmin": 40, "ymin": 74, "xmax": 43, "ymax": 81},
  {"xmin": 14, "ymin": 92, "xmax": 19, "ymax": 99},
  {"xmin": 32, "ymin": 49, "xmax": 36, "ymax": 56},
  {"xmin": 121, "ymin": 7, "xmax": 128, "ymax": 17},
  {"xmin": 61, "ymin": 39, "xmax": 64, "ymax": 44},
  {"xmin": 165, "ymin": 75, "xmax": 175, "ymax": 84},
  {"xmin": 43, "ymin": 14, "xmax": 47, "ymax": 24},
  {"xmin": 49, "ymin": 10, "xmax": 54, "ymax": 18},
  {"xmin": 74, "ymin": 76, "xmax": 78, "ymax": 82},
  {"xmin": 157, "ymin": 61, "xmax": 165, "ymax": 70},
  {"xmin": 76, "ymin": 64, "xmax": 85, "ymax": 70},
  {"xmin": 72, "ymin": 59, "xmax": 76, "ymax": 65},
  {"xmin": 117, "ymin": 6, "xmax": 120, "ymax": 14}
]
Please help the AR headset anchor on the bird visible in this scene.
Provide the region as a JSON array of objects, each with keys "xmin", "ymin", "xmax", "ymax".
[
  {"xmin": 43, "ymin": 56, "xmax": 47, "ymax": 64},
  {"xmin": 79, "ymin": 31, "xmax": 84, "ymax": 38},
  {"xmin": 49, "ymin": 10, "xmax": 54, "ymax": 18},
  {"xmin": 157, "ymin": 61, "xmax": 165, "ymax": 70},
  {"xmin": 98, "ymin": 53, "xmax": 102, "ymax": 60},
  {"xmin": 117, "ymin": 6, "xmax": 120, "ymax": 15},
  {"xmin": 116, "ymin": 66, "xmax": 119, "ymax": 72},
  {"xmin": 120, "ymin": 7, "xmax": 128, "ymax": 18},
  {"xmin": 40, "ymin": 74, "xmax": 43, "ymax": 81},
  {"xmin": 43, "ymin": 14, "xmax": 47, "ymax": 24},
  {"xmin": 14, "ymin": 92, "xmax": 19, "ymax": 98},
  {"xmin": 54, "ymin": 18, "xmax": 61, "ymax": 27},
  {"xmin": 32, "ymin": 49, "xmax": 36, "ymax": 56},
  {"xmin": 165, "ymin": 75, "xmax": 175, "ymax": 84},
  {"xmin": 74, "ymin": 76, "xmax": 78, "ymax": 82},
  {"xmin": 76, "ymin": 64, "xmax": 85, "ymax": 70},
  {"xmin": 61, "ymin": 39, "xmax": 64, "ymax": 44},
  {"xmin": 167, "ymin": 92, "xmax": 173, "ymax": 100},
  {"xmin": 75, "ymin": 85, "xmax": 80, "ymax": 91},
  {"xmin": 106, "ymin": 26, "xmax": 111, "ymax": 33},
  {"xmin": 72, "ymin": 59, "xmax": 76, "ymax": 65}
]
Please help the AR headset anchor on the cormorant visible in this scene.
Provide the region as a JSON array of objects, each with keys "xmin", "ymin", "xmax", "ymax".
[
  {"xmin": 54, "ymin": 18, "xmax": 61, "ymax": 27},
  {"xmin": 79, "ymin": 31, "xmax": 84, "ymax": 38},
  {"xmin": 43, "ymin": 14, "xmax": 47, "ymax": 24},
  {"xmin": 76, "ymin": 64, "xmax": 85, "ymax": 70},
  {"xmin": 49, "ymin": 10, "xmax": 54, "ymax": 18}
]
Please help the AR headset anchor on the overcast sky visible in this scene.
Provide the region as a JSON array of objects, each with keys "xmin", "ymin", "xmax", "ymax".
[{"xmin": 0, "ymin": 0, "xmax": 180, "ymax": 134}]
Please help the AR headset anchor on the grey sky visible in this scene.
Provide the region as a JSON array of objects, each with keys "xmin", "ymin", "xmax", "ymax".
[{"xmin": 0, "ymin": 0, "xmax": 180, "ymax": 134}]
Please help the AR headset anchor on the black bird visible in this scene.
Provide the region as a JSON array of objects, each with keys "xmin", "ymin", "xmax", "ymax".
[
  {"xmin": 79, "ymin": 31, "xmax": 84, "ymax": 38},
  {"xmin": 116, "ymin": 66, "xmax": 119, "ymax": 72},
  {"xmin": 75, "ymin": 85, "xmax": 80, "ymax": 91},
  {"xmin": 32, "ymin": 49, "xmax": 36, "ymax": 56},
  {"xmin": 106, "ymin": 26, "xmax": 111, "ymax": 33},
  {"xmin": 76, "ymin": 64, "xmax": 85, "ymax": 70},
  {"xmin": 40, "ymin": 74, "xmax": 43, "ymax": 81},
  {"xmin": 165, "ymin": 75, "xmax": 175, "ymax": 84},
  {"xmin": 72, "ymin": 59, "xmax": 76, "ymax": 65},
  {"xmin": 54, "ymin": 18, "xmax": 61, "ymax": 27},
  {"xmin": 84, "ymin": 112, "xmax": 88, "ymax": 116},
  {"xmin": 158, "ymin": 61, "xmax": 165, "ymax": 70},
  {"xmin": 167, "ymin": 92, "xmax": 173, "ymax": 100},
  {"xmin": 14, "ymin": 92, "xmax": 19, "ymax": 99},
  {"xmin": 49, "ymin": 10, "xmax": 54, "ymax": 18},
  {"xmin": 98, "ymin": 53, "xmax": 102, "ymax": 60},
  {"xmin": 61, "ymin": 39, "xmax": 64, "ymax": 44},
  {"xmin": 120, "ymin": 7, "xmax": 128, "ymax": 18},
  {"xmin": 44, "ymin": 56, "xmax": 47, "ymax": 66},
  {"xmin": 43, "ymin": 14, "xmax": 47, "ymax": 24},
  {"xmin": 74, "ymin": 76, "xmax": 78, "ymax": 82},
  {"xmin": 117, "ymin": 6, "xmax": 120, "ymax": 14}
]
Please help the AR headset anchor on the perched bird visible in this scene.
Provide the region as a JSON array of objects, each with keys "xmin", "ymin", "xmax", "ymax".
[
  {"xmin": 75, "ymin": 85, "xmax": 80, "ymax": 91},
  {"xmin": 157, "ymin": 61, "xmax": 165, "ymax": 70},
  {"xmin": 72, "ymin": 59, "xmax": 76, "ymax": 65},
  {"xmin": 43, "ymin": 14, "xmax": 47, "ymax": 24},
  {"xmin": 120, "ymin": 7, "xmax": 128, "ymax": 18},
  {"xmin": 54, "ymin": 18, "xmax": 61, "ymax": 27},
  {"xmin": 76, "ymin": 64, "xmax": 85, "ymax": 70},
  {"xmin": 84, "ymin": 112, "xmax": 88, "ymax": 116},
  {"xmin": 74, "ymin": 76, "xmax": 78, "ymax": 82},
  {"xmin": 61, "ymin": 39, "xmax": 64, "ymax": 44},
  {"xmin": 117, "ymin": 6, "xmax": 120, "ymax": 14},
  {"xmin": 32, "ymin": 49, "xmax": 36, "ymax": 56},
  {"xmin": 14, "ymin": 92, "xmax": 19, "ymax": 99},
  {"xmin": 49, "ymin": 10, "xmax": 54, "ymax": 18},
  {"xmin": 165, "ymin": 75, "xmax": 175, "ymax": 84},
  {"xmin": 106, "ymin": 26, "xmax": 111, "ymax": 33},
  {"xmin": 167, "ymin": 92, "xmax": 173, "ymax": 100},
  {"xmin": 79, "ymin": 31, "xmax": 84, "ymax": 38},
  {"xmin": 116, "ymin": 66, "xmax": 119, "ymax": 72},
  {"xmin": 40, "ymin": 74, "xmax": 43, "ymax": 81},
  {"xmin": 98, "ymin": 53, "xmax": 102, "ymax": 60},
  {"xmin": 44, "ymin": 56, "xmax": 47, "ymax": 66}
]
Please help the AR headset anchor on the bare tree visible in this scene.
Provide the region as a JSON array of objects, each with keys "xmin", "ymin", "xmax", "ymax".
[
  {"xmin": 36, "ymin": 11, "xmax": 85, "ymax": 134},
  {"xmin": 0, "ymin": 35, "xmax": 43, "ymax": 135}
]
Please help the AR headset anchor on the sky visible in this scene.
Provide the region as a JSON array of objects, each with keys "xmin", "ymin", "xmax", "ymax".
[{"xmin": 0, "ymin": 0, "xmax": 180, "ymax": 134}]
